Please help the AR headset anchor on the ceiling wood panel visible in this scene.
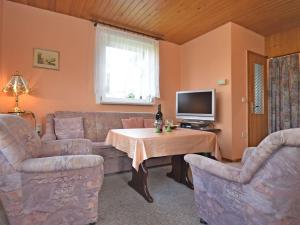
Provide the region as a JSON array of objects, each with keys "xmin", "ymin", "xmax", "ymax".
[
  {"xmin": 120, "ymin": 0, "xmax": 149, "ymax": 25},
  {"xmin": 111, "ymin": 0, "xmax": 140, "ymax": 24},
  {"xmin": 8, "ymin": 0, "xmax": 300, "ymax": 44},
  {"xmin": 131, "ymin": 1, "xmax": 158, "ymax": 26},
  {"xmin": 265, "ymin": 26, "xmax": 300, "ymax": 58}
]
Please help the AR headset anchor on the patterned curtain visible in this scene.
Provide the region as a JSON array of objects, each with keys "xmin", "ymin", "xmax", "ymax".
[{"xmin": 269, "ymin": 53, "xmax": 300, "ymax": 133}]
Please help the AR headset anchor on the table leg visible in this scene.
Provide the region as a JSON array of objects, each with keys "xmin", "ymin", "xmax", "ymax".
[
  {"xmin": 128, "ymin": 161, "xmax": 153, "ymax": 203},
  {"xmin": 167, "ymin": 155, "xmax": 194, "ymax": 189}
]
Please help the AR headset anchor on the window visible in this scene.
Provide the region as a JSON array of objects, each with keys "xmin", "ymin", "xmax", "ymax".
[
  {"xmin": 94, "ymin": 25, "xmax": 160, "ymax": 105},
  {"xmin": 254, "ymin": 64, "xmax": 264, "ymax": 114}
]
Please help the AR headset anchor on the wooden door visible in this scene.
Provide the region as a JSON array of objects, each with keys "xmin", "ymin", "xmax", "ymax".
[{"xmin": 247, "ymin": 51, "xmax": 268, "ymax": 147}]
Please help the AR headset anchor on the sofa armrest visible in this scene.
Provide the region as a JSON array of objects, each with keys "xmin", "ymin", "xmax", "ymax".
[
  {"xmin": 41, "ymin": 113, "xmax": 56, "ymax": 141},
  {"xmin": 241, "ymin": 147, "xmax": 256, "ymax": 164},
  {"xmin": 41, "ymin": 133, "xmax": 56, "ymax": 142},
  {"xmin": 40, "ymin": 139, "xmax": 93, "ymax": 157},
  {"xmin": 184, "ymin": 154, "xmax": 241, "ymax": 183},
  {"xmin": 20, "ymin": 155, "xmax": 104, "ymax": 173}
]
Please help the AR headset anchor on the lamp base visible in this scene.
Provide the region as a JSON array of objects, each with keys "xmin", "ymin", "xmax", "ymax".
[{"xmin": 9, "ymin": 106, "xmax": 25, "ymax": 113}]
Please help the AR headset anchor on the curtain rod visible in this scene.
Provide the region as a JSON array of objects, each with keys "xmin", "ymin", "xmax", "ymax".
[
  {"xmin": 91, "ymin": 20, "xmax": 163, "ymax": 41},
  {"xmin": 268, "ymin": 51, "xmax": 300, "ymax": 59}
]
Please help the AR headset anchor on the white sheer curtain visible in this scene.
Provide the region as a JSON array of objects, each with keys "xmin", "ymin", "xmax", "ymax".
[{"xmin": 94, "ymin": 24, "xmax": 160, "ymax": 104}]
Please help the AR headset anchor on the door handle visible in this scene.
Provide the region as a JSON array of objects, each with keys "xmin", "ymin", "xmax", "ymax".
[{"xmin": 251, "ymin": 102, "xmax": 261, "ymax": 114}]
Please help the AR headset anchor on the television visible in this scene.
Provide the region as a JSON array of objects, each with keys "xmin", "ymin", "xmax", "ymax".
[{"xmin": 176, "ymin": 89, "xmax": 216, "ymax": 121}]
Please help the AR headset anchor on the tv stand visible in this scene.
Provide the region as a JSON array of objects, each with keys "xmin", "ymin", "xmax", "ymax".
[{"xmin": 180, "ymin": 121, "xmax": 221, "ymax": 133}]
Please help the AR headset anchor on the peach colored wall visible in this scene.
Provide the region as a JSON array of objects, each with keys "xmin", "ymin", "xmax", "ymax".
[
  {"xmin": 180, "ymin": 22, "xmax": 265, "ymax": 160},
  {"xmin": 0, "ymin": 0, "xmax": 3, "ymax": 113},
  {"xmin": 231, "ymin": 23, "xmax": 265, "ymax": 159},
  {"xmin": 180, "ymin": 23, "xmax": 233, "ymax": 159},
  {"xmin": 159, "ymin": 41, "xmax": 181, "ymax": 121},
  {"xmin": 0, "ymin": 1, "xmax": 180, "ymax": 126}
]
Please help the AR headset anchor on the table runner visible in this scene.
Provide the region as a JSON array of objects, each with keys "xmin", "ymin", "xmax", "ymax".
[{"xmin": 106, "ymin": 128, "xmax": 221, "ymax": 170}]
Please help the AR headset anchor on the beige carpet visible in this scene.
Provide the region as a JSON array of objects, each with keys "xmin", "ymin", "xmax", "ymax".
[{"xmin": 0, "ymin": 166, "xmax": 205, "ymax": 225}]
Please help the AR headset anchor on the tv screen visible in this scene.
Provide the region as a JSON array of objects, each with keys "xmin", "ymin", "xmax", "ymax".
[{"xmin": 176, "ymin": 89, "xmax": 215, "ymax": 121}]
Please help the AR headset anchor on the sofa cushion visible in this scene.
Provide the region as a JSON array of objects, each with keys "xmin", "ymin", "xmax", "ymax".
[
  {"xmin": 54, "ymin": 117, "xmax": 84, "ymax": 140},
  {"xmin": 121, "ymin": 117, "xmax": 144, "ymax": 129},
  {"xmin": 144, "ymin": 118, "xmax": 154, "ymax": 128},
  {"xmin": 92, "ymin": 142, "xmax": 127, "ymax": 158}
]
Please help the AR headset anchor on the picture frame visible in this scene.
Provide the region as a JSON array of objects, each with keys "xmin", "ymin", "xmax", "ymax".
[{"xmin": 33, "ymin": 48, "xmax": 60, "ymax": 70}]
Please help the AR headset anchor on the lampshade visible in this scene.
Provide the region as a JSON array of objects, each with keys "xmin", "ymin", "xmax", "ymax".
[{"xmin": 2, "ymin": 71, "xmax": 30, "ymax": 95}]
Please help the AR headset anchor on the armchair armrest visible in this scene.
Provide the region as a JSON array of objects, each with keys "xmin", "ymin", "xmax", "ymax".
[
  {"xmin": 20, "ymin": 155, "xmax": 104, "ymax": 173},
  {"xmin": 40, "ymin": 139, "xmax": 92, "ymax": 157},
  {"xmin": 184, "ymin": 154, "xmax": 241, "ymax": 183},
  {"xmin": 241, "ymin": 147, "xmax": 256, "ymax": 164}
]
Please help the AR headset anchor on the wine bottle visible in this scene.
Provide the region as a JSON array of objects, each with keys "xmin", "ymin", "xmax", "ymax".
[{"xmin": 155, "ymin": 104, "xmax": 163, "ymax": 132}]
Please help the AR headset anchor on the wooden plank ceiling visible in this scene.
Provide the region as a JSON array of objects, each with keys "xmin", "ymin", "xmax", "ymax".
[{"xmin": 8, "ymin": 0, "xmax": 300, "ymax": 44}]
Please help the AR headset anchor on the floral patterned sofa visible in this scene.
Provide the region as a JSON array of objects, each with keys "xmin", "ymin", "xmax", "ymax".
[
  {"xmin": 42, "ymin": 111, "xmax": 171, "ymax": 174},
  {"xmin": 0, "ymin": 114, "xmax": 104, "ymax": 225},
  {"xmin": 185, "ymin": 128, "xmax": 300, "ymax": 225}
]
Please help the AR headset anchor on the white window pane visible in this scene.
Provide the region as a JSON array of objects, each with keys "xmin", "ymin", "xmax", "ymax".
[
  {"xmin": 106, "ymin": 47, "xmax": 144, "ymax": 99},
  {"xmin": 254, "ymin": 64, "xmax": 264, "ymax": 114}
]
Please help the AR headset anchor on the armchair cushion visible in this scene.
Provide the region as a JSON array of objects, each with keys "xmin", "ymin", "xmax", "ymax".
[
  {"xmin": 40, "ymin": 139, "xmax": 92, "ymax": 157},
  {"xmin": 20, "ymin": 155, "xmax": 104, "ymax": 173},
  {"xmin": 54, "ymin": 117, "xmax": 84, "ymax": 140}
]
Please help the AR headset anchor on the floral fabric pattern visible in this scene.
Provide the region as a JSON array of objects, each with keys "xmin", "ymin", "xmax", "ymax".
[
  {"xmin": 0, "ymin": 115, "xmax": 104, "ymax": 225},
  {"xmin": 269, "ymin": 53, "xmax": 300, "ymax": 132},
  {"xmin": 185, "ymin": 128, "xmax": 300, "ymax": 225}
]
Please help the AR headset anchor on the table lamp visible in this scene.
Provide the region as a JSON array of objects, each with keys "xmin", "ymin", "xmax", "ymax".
[{"xmin": 2, "ymin": 71, "xmax": 30, "ymax": 113}]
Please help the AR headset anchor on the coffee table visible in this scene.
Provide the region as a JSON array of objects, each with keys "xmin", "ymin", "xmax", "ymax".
[{"xmin": 106, "ymin": 128, "xmax": 221, "ymax": 202}]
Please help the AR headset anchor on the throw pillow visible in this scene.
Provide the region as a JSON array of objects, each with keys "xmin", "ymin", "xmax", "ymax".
[{"xmin": 54, "ymin": 117, "xmax": 84, "ymax": 140}]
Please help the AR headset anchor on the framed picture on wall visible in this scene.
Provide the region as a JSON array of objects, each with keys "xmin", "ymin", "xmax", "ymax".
[{"xmin": 33, "ymin": 48, "xmax": 60, "ymax": 70}]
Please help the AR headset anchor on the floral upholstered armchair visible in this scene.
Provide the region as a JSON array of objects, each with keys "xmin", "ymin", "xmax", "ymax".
[
  {"xmin": 185, "ymin": 128, "xmax": 300, "ymax": 225},
  {"xmin": 0, "ymin": 115, "xmax": 104, "ymax": 225}
]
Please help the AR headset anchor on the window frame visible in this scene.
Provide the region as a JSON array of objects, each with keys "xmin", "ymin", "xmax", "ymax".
[{"xmin": 94, "ymin": 25, "xmax": 160, "ymax": 106}]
